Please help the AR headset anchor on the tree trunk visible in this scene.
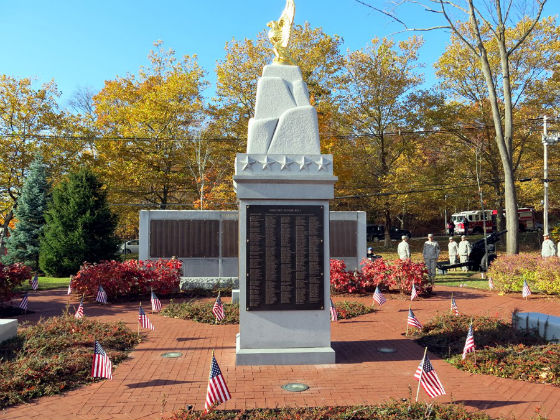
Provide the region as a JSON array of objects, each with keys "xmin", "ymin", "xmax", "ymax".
[{"xmin": 384, "ymin": 202, "xmax": 392, "ymax": 247}]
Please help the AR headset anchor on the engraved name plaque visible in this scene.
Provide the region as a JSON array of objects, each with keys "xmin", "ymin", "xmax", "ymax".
[{"xmin": 246, "ymin": 205, "xmax": 324, "ymax": 311}]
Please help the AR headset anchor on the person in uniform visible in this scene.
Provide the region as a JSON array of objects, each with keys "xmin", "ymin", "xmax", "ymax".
[
  {"xmin": 397, "ymin": 235, "xmax": 410, "ymax": 260},
  {"xmin": 458, "ymin": 235, "xmax": 472, "ymax": 271},
  {"xmin": 541, "ymin": 233, "xmax": 556, "ymax": 258},
  {"xmin": 422, "ymin": 234, "xmax": 440, "ymax": 284},
  {"xmin": 448, "ymin": 237, "xmax": 459, "ymax": 266}
]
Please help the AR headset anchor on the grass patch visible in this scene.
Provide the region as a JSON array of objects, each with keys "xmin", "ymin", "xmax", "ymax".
[
  {"xmin": 435, "ymin": 272, "xmax": 490, "ymax": 290},
  {"xmin": 160, "ymin": 300, "xmax": 374, "ymax": 324},
  {"xmin": 15, "ymin": 276, "xmax": 70, "ymax": 291},
  {"xmin": 0, "ymin": 314, "xmax": 139, "ymax": 408},
  {"xmin": 411, "ymin": 314, "xmax": 560, "ymax": 386},
  {"xmin": 166, "ymin": 401, "xmax": 494, "ymax": 420}
]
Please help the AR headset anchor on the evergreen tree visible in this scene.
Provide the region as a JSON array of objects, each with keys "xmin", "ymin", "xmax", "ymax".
[
  {"xmin": 39, "ymin": 168, "xmax": 119, "ymax": 276},
  {"xmin": 2, "ymin": 155, "xmax": 49, "ymax": 270}
]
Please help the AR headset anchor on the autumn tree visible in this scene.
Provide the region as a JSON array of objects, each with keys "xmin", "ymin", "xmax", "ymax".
[
  {"xmin": 337, "ymin": 37, "xmax": 425, "ymax": 245},
  {"xmin": 93, "ymin": 41, "xmax": 208, "ymax": 229},
  {"xmin": 356, "ymin": 0, "xmax": 550, "ymax": 253},
  {"xmin": 0, "ymin": 76, "xmax": 62, "ymax": 254}
]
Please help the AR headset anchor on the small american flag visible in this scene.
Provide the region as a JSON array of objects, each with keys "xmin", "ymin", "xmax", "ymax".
[
  {"xmin": 488, "ymin": 277, "xmax": 494, "ymax": 290},
  {"xmin": 462, "ymin": 323, "xmax": 475, "ymax": 360},
  {"xmin": 407, "ymin": 308, "xmax": 422, "ymax": 330},
  {"xmin": 96, "ymin": 285, "xmax": 108, "ymax": 304},
  {"xmin": 522, "ymin": 280, "xmax": 532, "ymax": 298},
  {"xmin": 204, "ymin": 353, "xmax": 231, "ymax": 412},
  {"xmin": 138, "ymin": 305, "xmax": 155, "ymax": 330},
  {"xmin": 75, "ymin": 298, "xmax": 84, "ymax": 319},
  {"xmin": 19, "ymin": 293, "xmax": 29, "ymax": 311},
  {"xmin": 450, "ymin": 297, "xmax": 459, "ymax": 316},
  {"xmin": 411, "ymin": 283, "xmax": 418, "ymax": 301},
  {"xmin": 91, "ymin": 341, "xmax": 112, "ymax": 380},
  {"xmin": 212, "ymin": 294, "xmax": 225, "ymax": 322},
  {"xmin": 373, "ymin": 286, "xmax": 386, "ymax": 306},
  {"xmin": 151, "ymin": 290, "xmax": 162, "ymax": 312},
  {"xmin": 414, "ymin": 354, "xmax": 446, "ymax": 398},
  {"xmin": 31, "ymin": 273, "xmax": 39, "ymax": 291},
  {"xmin": 330, "ymin": 298, "xmax": 338, "ymax": 321}
]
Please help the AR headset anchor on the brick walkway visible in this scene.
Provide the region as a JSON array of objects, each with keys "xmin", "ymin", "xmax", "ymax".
[{"xmin": 2, "ymin": 285, "xmax": 560, "ymax": 420}]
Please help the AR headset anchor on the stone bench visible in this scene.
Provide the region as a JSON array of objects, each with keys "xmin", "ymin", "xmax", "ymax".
[
  {"xmin": 512, "ymin": 312, "xmax": 560, "ymax": 342},
  {"xmin": 0, "ymin": 319, "xmax": 18, "ymax": 344}
]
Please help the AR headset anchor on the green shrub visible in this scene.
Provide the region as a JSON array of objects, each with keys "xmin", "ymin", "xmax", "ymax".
[
  {"xmin": 0, "ymin": 314, "xmax": 139, "ymax": 408},
  {"xmin": 161, "ymin": 300, "xmax": 374, "ymax": 324},
  {"xmin": 487, "ymin": 253, "xmax": 560, "ymax": 294},
  {"xmin": 166, "ymin": 401, "xmax": 493, "ymax": 420}
]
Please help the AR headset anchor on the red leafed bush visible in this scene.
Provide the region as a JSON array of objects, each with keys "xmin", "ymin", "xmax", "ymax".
[
  {"xmin": 71, "ymin": 259, "xmax": 182, "ymax": 300},
  {"xmin": 0, "ymin": 263, "xmax": 32, "ymax": 302},
  {"xmin": 330, "ymin": 258, "xmax": 428, "ymax": 294}
]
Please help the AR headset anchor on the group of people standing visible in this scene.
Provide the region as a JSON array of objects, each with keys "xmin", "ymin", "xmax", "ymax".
[
  {"xmin": 541, "ymin": 233, "xmax": 560, "ymax": 258},
  {"xmin": 396, "ymin": 234, "xmax": 473, "ymax": 284}
]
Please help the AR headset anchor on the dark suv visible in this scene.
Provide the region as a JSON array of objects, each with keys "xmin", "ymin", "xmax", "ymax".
[{"xmin": 367, "ymin": 225, "xmax": 411, "ymax": 241}]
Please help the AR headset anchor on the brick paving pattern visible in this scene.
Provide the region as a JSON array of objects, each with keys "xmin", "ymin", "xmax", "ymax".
[{"xmin": 1, "ymin": 285, "xmax": 560, "ymax": 420}]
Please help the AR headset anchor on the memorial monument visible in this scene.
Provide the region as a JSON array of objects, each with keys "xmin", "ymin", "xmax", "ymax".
[{"xmin": 234, "ymin": 0, "xmax": 337, "ymax": 365}]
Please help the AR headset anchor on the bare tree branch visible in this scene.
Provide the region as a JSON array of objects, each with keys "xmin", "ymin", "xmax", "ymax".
[{"xmin": 508, "ymin": 0, "xmax": 546, "ymax": 56}]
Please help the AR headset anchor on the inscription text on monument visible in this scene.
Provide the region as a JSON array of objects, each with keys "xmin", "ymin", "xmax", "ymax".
[{"xmin": 246, "ymin": 205, "xmax": 324, "ymax": 311}]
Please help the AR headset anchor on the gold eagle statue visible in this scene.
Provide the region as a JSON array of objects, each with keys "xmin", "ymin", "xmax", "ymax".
[{"xmin": 267, "ymin": 0, "xmax": 295, "ymax": 64}]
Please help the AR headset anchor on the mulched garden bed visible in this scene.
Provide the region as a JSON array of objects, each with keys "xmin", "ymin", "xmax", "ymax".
[
  {"xmin": 0, "ymin": 314, "xmax": 139, "ymax": 408},
  {"xmin": 160, "ymin": 300, "xmax": 375, "ymax": 324},
  {"xmin": 411, "ymin": 313, "xmax": 560, "ymax": 386},
  {"xmin": 166, "ymin": 401, "xmax": 494, "ymax": 420}
]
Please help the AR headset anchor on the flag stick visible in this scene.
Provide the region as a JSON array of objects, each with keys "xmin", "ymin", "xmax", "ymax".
[
  {"xmin": 138, "ymin": 301, "xmax": 141, "ymax": 337},
  {"xmin": 150, "ymin": 287, "xmax": 153, "ymax": 315},
  {"xmin": 450, "ymin": 292, "xmax": 453, "ymax": 314},
  {"xmin": 416, "ymin": 347, "xmax": 428, "ymax": 402},
  {"xmin": 406, "ymin": 303, "xmax": 411, "ymax": 336}
]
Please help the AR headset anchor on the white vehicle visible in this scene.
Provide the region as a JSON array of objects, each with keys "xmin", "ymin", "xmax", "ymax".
[{"xmin": 119, "ymin": 239, "xmax": 139, "ymax": 254}]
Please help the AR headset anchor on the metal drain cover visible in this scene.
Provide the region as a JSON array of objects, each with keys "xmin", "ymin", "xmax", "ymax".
[
  {"xmin": 377, "ymin": 347, "xmax": 397, "ymax": 353},
  {"xmin": 161, "ymin": 352, "xmax": 183, "ymax": 358},
  {"xmin": 281, "ymin": 383, "xmax": 309, "ymax": 392}
]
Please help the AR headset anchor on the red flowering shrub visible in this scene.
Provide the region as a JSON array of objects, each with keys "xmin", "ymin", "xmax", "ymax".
[
  {"xmin": 71, "ymin": 259, "xmax": 182, "ymax": 300},
  {"xmin": 330, "ymin": 258, "xmax": 428, "ymax": 294},
  {"xmin": 487, "ymin": 253, "xmax": 560, "ymax": 294},
  {"xmin": 0, "ymin": 263, "xmax": 32, "ymax": 302}
]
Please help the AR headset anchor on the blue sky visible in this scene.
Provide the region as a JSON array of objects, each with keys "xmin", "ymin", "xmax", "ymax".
[{"xmin": 1, "ymin": 0, "xmax": 558, "ymax": 107}]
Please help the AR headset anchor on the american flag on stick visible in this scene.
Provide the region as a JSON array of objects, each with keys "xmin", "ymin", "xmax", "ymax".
[
  {"xmin": 96, "ymin": 285, "xmax": 108, "ymax": 304},
  {"xmin": 488, "ymin": 277, "xmax": 494, "ymax": 290},
  {"xmin": 410, "ymin": 283, "xmax": 418, "ymax": 301},
  {"xmin": 19, "ymin": 293, "xmax": 29, "ymax": 311},
  {"xmin": 522, "ymin": 279, "xmax": 532, "ymax": 298},
  {"xmin": 151, "ymin": 290, "xmax": 162, "ymax": 312},
  {"xmin": 91, "ymin": 341, "xmax": 112, "ymax": 380},
  {"xmin": 138, "ymin": 305, "xmax": 155, "ymax": 330},
  {"xmin": 407, "ymin": 308, "xmax": 422, "ymax": 330},
  {"xmin": 67, "ymin": 280, "xmax": 72, "ymax": 295},
  {"xmin": 212, "ymin": 294, "xmax": 225, "ymax": 322},
  {"xmin": 462, "ymin": 323, "xmax": 475, "ymax": 360},
  {"xmin": 330, "ymin": 298, "xmax": 338, "ymax": 322},
  {"xmin": 31, "ymin": 273, "xmax": 39, "ymax": 291},
  {"xmin": 414, "ymin": 349, "xmax": 446, "ymax": 399},
  {"xmin": 75, "ymin": 297, "xmax": 84, "ymax": 319},
  {"xmin": 373, "ymin": 286, "xmax": 386, "ymax": 306},
  {"xmin": 204, "ymin": 352, "xmax": 231, "ymax": 412},
  {"xmin": 450, "ymin": 296, "xmax": 459, "ymax": 316}
]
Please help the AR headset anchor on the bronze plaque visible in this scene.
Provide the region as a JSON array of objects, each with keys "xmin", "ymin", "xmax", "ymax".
[{"xmin": 246, "ymin": 205, "xmax": 324, "ymax": 311}]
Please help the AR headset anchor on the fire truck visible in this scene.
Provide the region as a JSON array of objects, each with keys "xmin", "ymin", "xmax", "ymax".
[{"xmin": 451, "ymin": 208, "xmax": 536, "ymax": 235}]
